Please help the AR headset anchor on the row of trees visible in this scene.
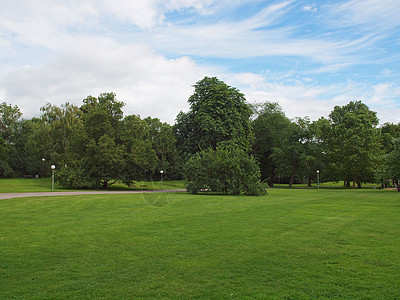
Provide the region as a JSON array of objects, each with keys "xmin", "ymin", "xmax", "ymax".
[
  {"xmin": 251, "ymin": 101, "xmax": 383, "ymax": 188},
  {"xmin": 1, "ymin": 76, "xmax": 400, "ymax": 191},
  {"xmin": 0, "ymin": 93, "xmax": 179, "ymax": 188}
]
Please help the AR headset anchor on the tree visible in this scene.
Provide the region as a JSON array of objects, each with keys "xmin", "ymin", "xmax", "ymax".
[
  {"xmin": 184, "ymin": 144, "xmax": 266, "ymax": 196},
  {"xmin": 324, "ymin": 101, "xmax": 380, "ymax": 188},
  {"xmin": 175, "ymin": 77, "xmax": 253, "ymax": 157},
  {"xmin": 251, "ymin": 102, "xmax": 292, "ymax": 187},
  {"xmin": 120, "ymin": 115, "xmax": 158, "ymax": 186},
  {"xmin": 0, "ymin": 102, "xmax": 23, "ymax": 177},
  {"xmin": 58, "ymin": 93, "xmax": 125, "ymax": 188},
  {"xmin": 303, "ymin": 118, "xmax": 328, "ymax": 186},
  {"xmin": 378, "ymin": 138, "xmax": 400, "ymax": 190},
  {"xmin": 285, "ymin": 118, "xmax": 308, "ymax": 188},
  {"xmin": 379, "ymin": 122, "xmax": 400, "ymax": 154},
  {"xmin": 39, "ymin": 102, "xmax": 82, "ymax": 168},
  {"xmin": 85, "ymin": 134, "xmax": 126, "ymax": 189},
  {"xmin": 56, "ymin": 93, "xmax": 163, "ymax": 189},
  {"xmin": 144, "ymin": 117, "xmax": 180, "ymax": 178}
]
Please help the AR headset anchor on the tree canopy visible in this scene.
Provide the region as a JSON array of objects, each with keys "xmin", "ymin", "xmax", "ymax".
[
  {"xmin": 175, "ymin": 77, "xmax": 253, "ymax": 157},
  {"xmin": 1, "ymin": 78, "xmax": 397, "ymax": 190},
  {"xmin": 323, "ymin": 101, "xmax": 380, "ymax": 188}
]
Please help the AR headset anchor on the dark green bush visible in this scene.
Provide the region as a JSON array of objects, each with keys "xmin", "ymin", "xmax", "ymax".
[{"xmin": 184, "ymin": 144, "xmax": 267, "ymax": 196}]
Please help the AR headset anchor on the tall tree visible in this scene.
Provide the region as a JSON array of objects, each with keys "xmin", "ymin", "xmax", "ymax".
[
  {"xmin": 285, "ymin": 118, "xmax": 308, "ymax": 188},
  {"xmin": 144, "ymin": 117, "xmax": 180, "ymax": 178},
  {"xmin": 120, "ymin": 115, "xmax": 158, "ymax": 186},
  {"xmin": 0, "ymin": 102, "xmax": 23, "ymax": 177},
  {"xmin": 382, "ymin": 138, "xmax": 400, "ymax": 190},
  {"xmin": 174, "ymin": 77, "xmax": 253, "ymax": 158},
  {"xmin": 251, "ymin": 102, "xmax": 292, "ymax": 187},
  {"xmin": 379, "ymin": 122, "xmax": 400, "ymax": 154},
  {"xmin": 58, "ymin": 93, "xmax": 126, "ymax": 188},
  {"xmin": 325, "ymin": 101, "xmax": 380, "ymax": 188},
  {"xmin": 39, "ymin": 102, "xmax": 82, "ymax": 168}
]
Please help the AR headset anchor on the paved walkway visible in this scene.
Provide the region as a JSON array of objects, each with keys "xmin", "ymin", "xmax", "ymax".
[{"xmin": 0, "ymin": 189, "xmax": 187, "ymax": 200}]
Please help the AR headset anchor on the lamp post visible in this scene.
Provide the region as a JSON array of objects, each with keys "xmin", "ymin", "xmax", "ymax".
[
  {"xmin": 41, "ymin": 158, "xmax": 45, "ymax": 177},
  {"xmin": 160, "ymin": 170, "xmax": 164, "ymax": 189},
  {"xmin": 317, "ymin": 170, "xmax": 320, "ymax": 189},
  {"xmin": 51, "ymin": 165, "xmax": 56, "ymax": 190}
]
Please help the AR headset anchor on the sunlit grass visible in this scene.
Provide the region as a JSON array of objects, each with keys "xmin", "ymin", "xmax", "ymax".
[{"xmin": 1, "ymin": 189, "xmax": 399, "ymax": 298}]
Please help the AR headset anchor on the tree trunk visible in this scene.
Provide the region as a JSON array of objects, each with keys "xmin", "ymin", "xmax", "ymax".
[
  {"xmin": 103, "ymin": 180, "xmax": 108, "ymax": 189},
  {"xmin": 307, "ymin": 175, "xmax": 312, "ymax": 187},
  {"xmin": 346, "ymin": 180, "xmax": 350, "ymax": 187},
  {"xmin": 268, "ymin": 168, "xmax": 275, "ymax": 187},
  {"xmin": 357, "ymin": 182, "xmax": 361, "ymax": 188},
  {"xmin": 289, "ymin": 165, "xmax": 296, "ymax": 188},
  {"xmin": 352, "ymin": 175, "xmax": 356, "ymax": 189}
]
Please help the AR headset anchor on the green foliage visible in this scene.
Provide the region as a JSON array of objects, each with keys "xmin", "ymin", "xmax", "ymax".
[
  {"xmin": 379, "ymin": 122, "xmax": 400, "ymax": 153},
  {"xmin": 56, "ymin": 93, "xmax": 126, "ymax": 188},
  {"xmin": 144, "ymin": 117, "xmax": 180, "ymax": 178},
  {"xmin": 251, "ymin": 102, "xmax": 293, "ymax": 186},
  {"xmin": 184, "ymin": 144, "xmax": 266, "ymax": 195},
  {"xmin": 56, "ymin": 94, "xmax": 160, "ymax": 189},
  {"xmin": 0, "ymin": 102, "xmax": 27, "ymax": 177},
  {"xmin": 324, "ymin": 101, "xmax": 380, "ymax": 187},
  {"xmin": 382, "ymin": 138, "xmax": 400, "ymax": 183},
  {"xmin": 120, "ymin": 115, "xmax": 158, "ymax": 185},
  {"xmin": 175, "ymin": 77, "xmax": 253, "ymax": 157}
]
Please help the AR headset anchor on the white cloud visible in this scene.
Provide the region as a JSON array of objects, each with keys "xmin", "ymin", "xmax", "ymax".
[
  {"xmin": 1, "ymin": 0, "xmax": 400, "ymax": 127},
  {"xmin": 1, "ymin": 38, "xmax": 207, "ymax": 123},
  {"xmin": 325, "ymin": 0, "xmax": 400, "ymax": 31},
  {"xmin": 303, "ymin": 4, "xmax": 318, "ymax": 13},
  {"xmin": 220, "ymin": 72, "xmax": 400, "ymax": 124}
]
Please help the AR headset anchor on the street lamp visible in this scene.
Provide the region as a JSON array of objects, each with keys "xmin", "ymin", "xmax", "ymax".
[
  {"xmin": 41, "ymin": 158, "xmax": 45, "ymax": 177},
  {"xmin": 317, "ymin": 170, "xmax": 320, "ymax": 189},
  {"xmin": 51, "ymin": 165, "xmax": 56, "ymax": 190},
  {"xmin": 160, "ymin": 170, "xmax": 164, "ymax": 188}
]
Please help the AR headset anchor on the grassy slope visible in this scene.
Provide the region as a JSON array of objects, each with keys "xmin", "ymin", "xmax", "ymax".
[{"xmin": 0, "ymin": 189, "xmax": 399, "ymax": 299}]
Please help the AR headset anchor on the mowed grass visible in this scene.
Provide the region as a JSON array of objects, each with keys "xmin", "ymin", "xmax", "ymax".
[
  {"xmin": 0, "ymin": 178, "xmax": 185, "ymax": 193},
  {"xmin": 1, "ymin": 189, "xmax": 399, "ymax": 299}
]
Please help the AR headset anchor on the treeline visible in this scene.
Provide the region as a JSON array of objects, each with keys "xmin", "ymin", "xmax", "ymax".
[{"xmin": 1, "ymin": 76, "xmax": 400, "ymax": 189}]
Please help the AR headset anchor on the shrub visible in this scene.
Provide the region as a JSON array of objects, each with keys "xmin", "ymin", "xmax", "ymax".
[{"xmin": 184, "ymin": 144, "xmax": 267, "ymax": 196}]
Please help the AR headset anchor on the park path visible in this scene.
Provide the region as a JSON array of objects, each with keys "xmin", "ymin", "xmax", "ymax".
[{"xmin": 0, "ymin": 189, "xmax": 187, "ymax": 200}]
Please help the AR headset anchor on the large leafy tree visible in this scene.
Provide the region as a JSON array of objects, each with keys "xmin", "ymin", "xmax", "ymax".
[
  {"xmin": 324, "ymin": 101, "xmax": 380, "ymax": 188},
  {"xmin": 33, "ymin": 102, "xmax": 82, "ymax": 171},
  {"xmin": 57, "ymin": 93, "xmax": 162, "ymax": 189},
  {"xmin": 0, "ymin": 102, "xmax": 24, "ymax": 177},
  {"xmin": 375, "ymin": 123, "xmax": 400, "ymax": 188},
  {"xmin": 144, "ymin": 117, "xmax": 180, "ymax": 178},
  {"xmin": 58, "ymin": 93, "xmax": 126, "ymax": 188},
  {"xmin": 175, "ymin": 77, "xmax": 253, "ymax": 157},
  {"xmin": 119, "ymin": 115, "xmax": 158, "ymax": 186},
  {"xmin": 379, "ymin": 122, "xmax": 400, "ymax": 153},
  {"xmin": 382, "ymin": 138, "xmax": 400, "ymax": 190},
  {"xmin": 251, "ymin": 102, "xmax": 293, "ymax": 187}
]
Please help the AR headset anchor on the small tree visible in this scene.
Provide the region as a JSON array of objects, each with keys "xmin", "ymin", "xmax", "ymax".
[{"xmin": 184, "ymin": 144, "xmax": 266, "ymax": 196}]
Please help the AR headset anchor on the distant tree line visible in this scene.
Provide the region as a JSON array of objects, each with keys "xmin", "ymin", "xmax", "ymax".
[{"xmin": 1, "ymin": 76, "xmax": 400, "ymax": 191}]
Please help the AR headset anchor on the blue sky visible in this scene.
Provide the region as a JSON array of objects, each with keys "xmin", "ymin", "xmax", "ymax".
[{"xmin": 1, "ymin": 0, "xmax": 399, "ymax": 124}]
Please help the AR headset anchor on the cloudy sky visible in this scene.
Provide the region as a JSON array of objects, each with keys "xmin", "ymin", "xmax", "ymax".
[{"xmin": 1, "ymin": 0, "xmax": 399, "ymax": 124}]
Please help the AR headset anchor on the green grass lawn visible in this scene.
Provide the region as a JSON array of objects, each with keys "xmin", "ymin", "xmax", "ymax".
[
  {"xmin": 0, "ymin": 178, "xmax": 185, "ymax": 193},
  {"xmin": 1, "ymin": 189, "xmax": 399, "ymax": 299}
]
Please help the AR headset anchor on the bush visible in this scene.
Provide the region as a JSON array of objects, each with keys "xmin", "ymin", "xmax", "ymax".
[{"xmin": 184, "ymin": 144, "xmax": 267, "ymax": 196}]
